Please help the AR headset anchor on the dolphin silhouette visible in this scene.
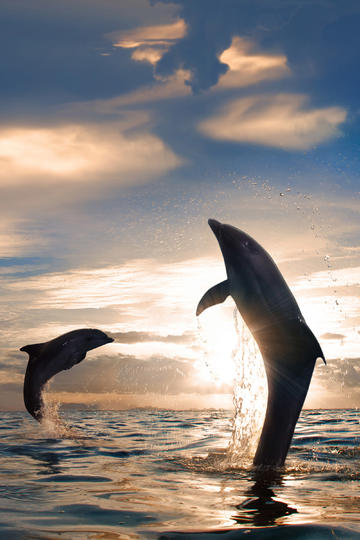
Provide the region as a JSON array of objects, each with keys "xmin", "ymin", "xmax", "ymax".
[
  {"xmin": 20, "ymin": 329, "xmax": 114, "ymax": 422},
  {"xmin": 197, "ymin": 219, "xmax": 325, "ymax": 467}
]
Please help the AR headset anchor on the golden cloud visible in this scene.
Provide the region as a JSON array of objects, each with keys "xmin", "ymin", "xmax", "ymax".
[
  {"xmin": 199, "ymin": 94, "xmax": 347, "ymax": 150},
  {"xmin": 110, "ymin": 19, "xmax": 186, "ymax": 49},
  {"xmin": 109, "ymin": 19, "xmax": 186, "ymax": 66},
  {"xmin": 0, "ymin": 118, "xmax": 181, "ymax": 185},
  {"xmin": 217, "ymin": 36, "xmax": 290, "ymax": 88}
]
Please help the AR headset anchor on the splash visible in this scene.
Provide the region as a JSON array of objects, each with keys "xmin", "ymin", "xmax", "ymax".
[
  {"xmin": 196, "ymin": 305, "xmax": 267, "ymax": 467},
  {"xmin": 40, "ymin": 388, "xmax": 83, "ymax": 439},
  {"xmin": 227, "ymin": 310, "xmax": 267, "ymax": 464}
]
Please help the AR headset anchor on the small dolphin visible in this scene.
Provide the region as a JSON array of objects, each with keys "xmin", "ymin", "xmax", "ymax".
[
  {"xmin": 20, "ymin": 329, "xmax": 114, "ymax": 422},
  {"xmin": 197, "ymin": 219, "xmax": 325, "ymax": 467}
]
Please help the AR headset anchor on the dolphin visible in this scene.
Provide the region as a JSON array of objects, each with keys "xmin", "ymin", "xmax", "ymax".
[
  {"xmin": 20, "ymin": 329, "xmax": 114, "ymax": 422},
  {"xmin": 197, "ymin": 219, "xmax": 325, "ymax": 467}
]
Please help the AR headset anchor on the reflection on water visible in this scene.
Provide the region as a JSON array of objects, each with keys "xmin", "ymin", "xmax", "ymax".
[
  {"xmin": 0, "ymin": 409, "xmax": 359, "ymax": 539},
  {"xmin": 234, "ymin": 469, "xmax": 297, "ymax": 527}
]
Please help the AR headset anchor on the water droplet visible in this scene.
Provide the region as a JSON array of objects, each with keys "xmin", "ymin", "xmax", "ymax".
[{"xmin": 280, "ymin": 192, "xmax": 284, "ymax": 196}]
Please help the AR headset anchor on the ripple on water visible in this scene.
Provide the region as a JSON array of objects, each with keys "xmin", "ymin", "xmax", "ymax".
[{"xmin": 0, "ymin": 409, "xmax": 359, "ymax": 539}]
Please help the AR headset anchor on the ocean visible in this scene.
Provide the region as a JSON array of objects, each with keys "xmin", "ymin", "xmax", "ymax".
[{"xmin": 0, "ymin": 408, "xmax": 359, "ymax": 539}]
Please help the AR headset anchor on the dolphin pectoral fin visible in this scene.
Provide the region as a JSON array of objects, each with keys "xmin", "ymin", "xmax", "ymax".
[{"xmin": 196, "ymin": 280, "xmax": 230, "ymax": 316}]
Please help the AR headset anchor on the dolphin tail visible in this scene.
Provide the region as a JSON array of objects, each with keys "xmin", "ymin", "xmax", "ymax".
[
  {"xmin": 196, "ymin": 280, "xmax": 230, "ymax": 316},
  {"xmin": 253, "ymin": 320, "xmax": 325, "ymax": 467},
  {"xmin": 253, "ymin": 361, "xmax": 313, "ymax": 468}
]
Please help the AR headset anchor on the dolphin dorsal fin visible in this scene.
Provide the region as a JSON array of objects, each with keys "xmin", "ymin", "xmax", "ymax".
[
  {"xmin": 196, "ymin": 280, "xmax": 230, "ymax": 316},
  {"xmin": 20, "ymin": 343, "xmax": 44, "ymax": 358},
  {"xmin": 299, "ymin": 321, "xmax": 326, "ymax": 365}
]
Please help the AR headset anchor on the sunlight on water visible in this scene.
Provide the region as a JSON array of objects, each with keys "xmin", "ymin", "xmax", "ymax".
[
  {"xmin": 227, "ymin": 310, "xmax": 267, "ymax": 463},
  {"xmin": 1, "ymin": 409, "xmax": 359, "ymax": 539}
]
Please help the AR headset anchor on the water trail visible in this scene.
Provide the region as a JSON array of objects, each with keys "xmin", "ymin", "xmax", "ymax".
[{"xmin": 227, "ymin": 310, "xmax": 267, "ymax": 464}]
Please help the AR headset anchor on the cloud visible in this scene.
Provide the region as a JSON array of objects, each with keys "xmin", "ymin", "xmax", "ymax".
[
  {"xmin": 1, "ymin": 256, "xmax": 227, "ymax": 349},
  {"xmin": 217, "ymin": 36, "xmax": 289, "ymax": 89},
  {"xmin": 109, "ymin": 19, "xmax": 187, "ymax": 65},
  {"xmin": 110, "ymin": 19, "xmax": 186, "ymax": 49},
  {"xmin": 109, "ymin": 331, "xmax": 194, "ymax": 344},
  {"xmin": 0, "ymin": 116, "xmax": 182, "ymax": 185},
  {"xmin": 151, "ymin": 0, "xmax": 301, "ymax": 92},
  {"xmin": 0, "ymin": 348, "xmax": 233, "ymax": 411},
  {"xmin": 1, "ymin": 256, "xmax": 241, "ymax": 399},
  {"xmin": 52, "ymin": 353, "xmax": 231, "ymax": 396},
  {"xmin": 6, "ymin": 256, "xmax": 223, "ymax": 314},
  {"xmin": 154, "ymin": 0, "xmax": 360, "ymax": 99},
  {"xmin": 199, "ymin": 94, "xmax": 346, "ymax": 150},
  {"xmin": 308, "ymin": 357, "xmax": 360, "ymax": 407},
  {"xmin": 74, "ymin": 69, "xmax": 190, "ymax": 111},
  {"xmin": 94, "ymin": 34, "xmax": 289, "ymax": 110},
  {"xmin": 295, "ymin": 265, "xmax": 360, "ymax": 290},
  {"xmin": 0, "ymin": 0, "xmax": 181, "ymax": 105},
  {"xmin": 0, "ymin": 218, "xmax": 47, "ymax": 257},
  {"xmin": 320, "ymin": 332, "xmax": 346, "ymax": 340}
]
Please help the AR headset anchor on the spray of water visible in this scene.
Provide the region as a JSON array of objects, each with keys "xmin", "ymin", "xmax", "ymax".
[
  {"xmin": 40, "ymin": 387, "xmax": 82, "ymax": 438},
  {"xmin": 227, "ymin": 309, "xmax": 267, "ymax": 464},
  {"xmin": 192, "ymin": 309, "xmax": 268, "ymax": 471}
]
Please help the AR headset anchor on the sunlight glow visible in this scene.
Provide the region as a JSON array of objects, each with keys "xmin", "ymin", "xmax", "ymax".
[{"xmin": 195, "ymin": 303, "xmax": 238, "ymax": 386}]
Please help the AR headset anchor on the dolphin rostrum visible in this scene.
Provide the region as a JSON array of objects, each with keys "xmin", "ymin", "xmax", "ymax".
[
  {"xmin": 197, "ymin": 219, "xmax": 325, "ymax": 467},
  {"xmin": 20, "ymin": 329, "xmax": 114, "ymax": 422}
]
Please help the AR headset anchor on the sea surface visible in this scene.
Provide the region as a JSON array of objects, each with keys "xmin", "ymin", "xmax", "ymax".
[{"xmin": 0, "ymin": 408, "xmax": 359, "ymax": 539}]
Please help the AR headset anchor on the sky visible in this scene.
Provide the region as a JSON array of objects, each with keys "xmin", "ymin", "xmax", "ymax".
[{"xmin": 0, "ymin": 0, "xmax": 359, "ymax": 412}]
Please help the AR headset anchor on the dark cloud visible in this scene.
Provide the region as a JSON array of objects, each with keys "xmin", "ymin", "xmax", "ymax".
[
  {"xmin": 0, "ymin": 348, "xmax": 231, "ymax": 411},
  {"xmin": 52, "ymin": 354, "xmax": 231, "ymax": 395},
  {"xmin": 0, "ymin": 349, "xmax": 26, "ymax": 374},
  {"xmin": 315, "ymin": 357, "xmax": 360, "ymax": 389},
  {"xmin": 154, "ymin": 0, "xmax": 294, "ymax": 92},
  {"xmin": 155, "ymin": 0, "xmax": 360, "ymax": 101},
  {"xmin": 0, "ymin": 0, "xmax": 175, "ymax": 111}
]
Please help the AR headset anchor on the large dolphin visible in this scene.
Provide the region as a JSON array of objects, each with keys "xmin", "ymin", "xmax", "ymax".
[
  {"xmin": 20, "ymin": 329, "xmax": 113, "ymax": 422},
  {"xmin": 197, "ymin": 219, "xmax": 325, "ymax": 467}
]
